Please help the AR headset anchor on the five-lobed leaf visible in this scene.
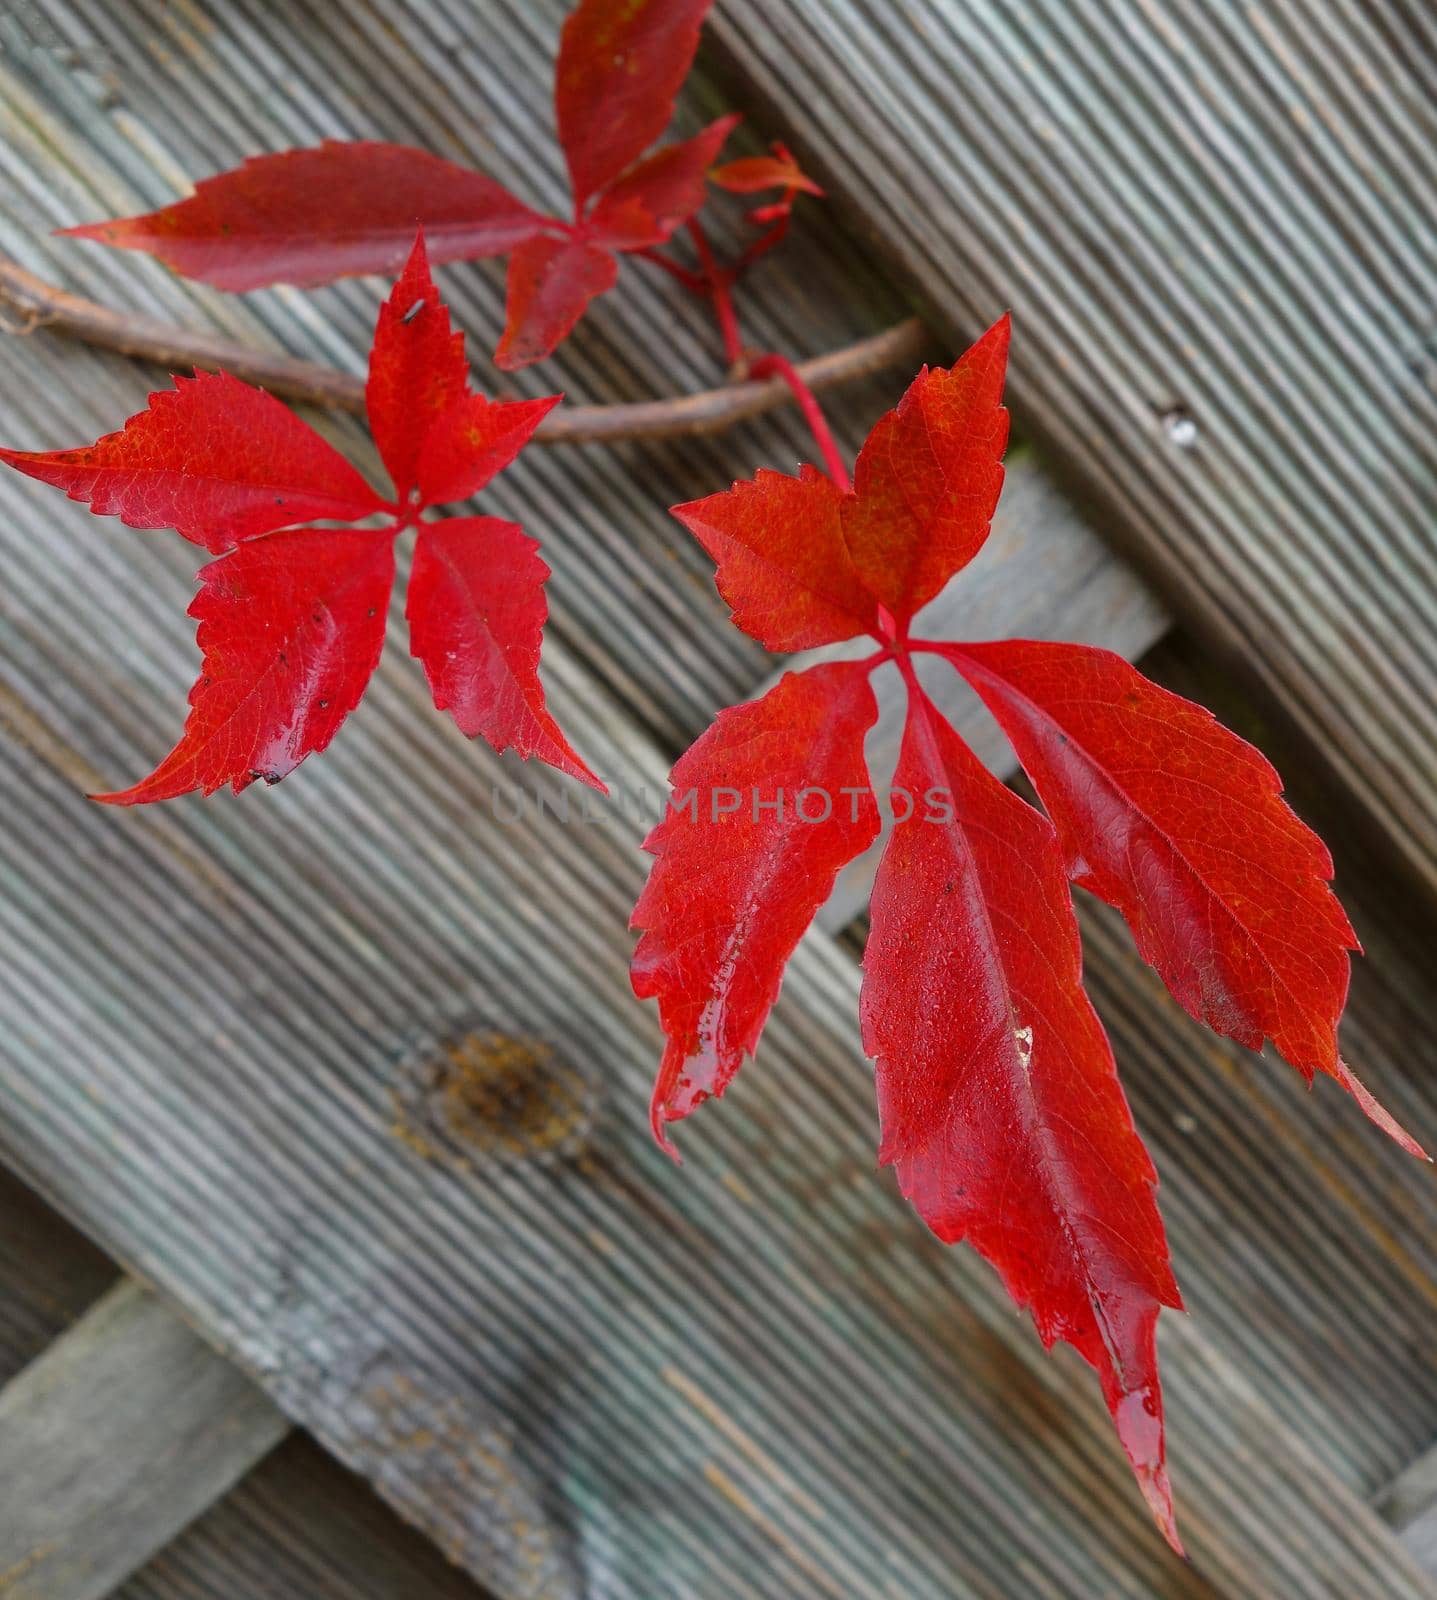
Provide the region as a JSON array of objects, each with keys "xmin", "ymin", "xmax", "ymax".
[
  {"xmin": 640, "ymin": 312, "xmax": 1426, "ymax": 1547},
  {"xmin": 862, "ymin": 684, "xmax": 1183, "ymax": 1550},
  {"xmin": 632, "ymin": 661, "xmax": 880, "ymax": 1154},
  {"xmin": 4, "ymin": 232, "xmax": 597, "ymax": 801},
  {"xmin": 0, "ymin": 372, "xmax": 384, "ymax": 552},
  {"xmin": 941, "ymin": 638, "xmax": 1425, "ymax": 1156},
  {"xmin": 62, "ymin": 1, "xmax": 738, "ymax": 368},
  {"xmin": 61, "ymin": 142, "xmax": 548, "ymax": 290}
]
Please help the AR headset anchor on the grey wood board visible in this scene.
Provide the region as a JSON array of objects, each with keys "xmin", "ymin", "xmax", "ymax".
[
  {"xmin": 1, "ymin": 319, "xmax": 1436, "ymax": 1599},
  {"xmin": 0, "ymin": 1165, "xmax": 499, "ymax": 1600},
  {"xmin": 0, "ymin": 3, "xmax": 1434, "ymax": 1598},
  {"xmin": 0, "ymin": 1279, "xmax": 289, "ymax": 1600},
  {"xmin": 115, "ymin": 1430, "xmax": 503, "ymax": 1600},
  {"xmin": 708, "ymin": 0, "xmax": 1437, "ymax": 902}
]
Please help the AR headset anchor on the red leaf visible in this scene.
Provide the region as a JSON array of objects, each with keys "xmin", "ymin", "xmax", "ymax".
[
  {"xmin": 555, "ymin": 0, "xmax": 715, "ymax": 210},
  {"xmin": 942, "ymin": 639, "xmax": 1426, "ymax": 1157},
  {"xmin": 417, "ymin": 394, "xmax": 561, "ymax": 508},
  {"xmin": 710, "ymin": 143, "xmax": 824, "ymax": 198},
  {"xmin": 495, "ymin": 234, "xmax": 619, "ymax": 370},
  {"xmin": 861, "ymin": 685, "xmax": 1183, "ymax": 1549},
  {"xmin": 406, "ymin": 516, "xmax": 602, "ymax": 789},
  {"xmin": 672, "ymin": 465, "xmax": 881, "ymax": 650},
  {"xmin": 60, "ymin": 142, "xmax": 547, "ymax": 290},
  {"xmin": 365, "ymin": 234, "xmax": 470, "ymax": 506},
  {"xmin": 0, "ymin": 371, "xmax": 383, "ymax": 552},
  {"xmin": 96, "ymin": 527, "xmax": 395, "ymax": 804},
  {"xmin": 631, "ymin": 662, "xmax": 880, "ymax": 1154},
  {"xmin": 590, "ymin": 115, "xmax": 741, "ymax": 249},
  {"xmin": 843, "ymin": 316, "xmax": 1011, "ymax": 624}
]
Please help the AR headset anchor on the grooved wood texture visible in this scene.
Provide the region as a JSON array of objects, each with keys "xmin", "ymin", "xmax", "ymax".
[
  {"xmin": 1, "ymin": 4, "xmax": 1434, "ymax": 1599},
  {"xmin": 0, "ymin": 1280, "xmax": 289, "ymax": 1600}
]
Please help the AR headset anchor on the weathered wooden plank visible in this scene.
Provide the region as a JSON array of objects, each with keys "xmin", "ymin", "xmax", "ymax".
[
  {"xmin": 0, "ymin": 5, "xmax": 1435, "ymax": 1599},
  {"xmin": 2, "ymin": 314, "xmax": 1436, "ymax": 1597},
  {"xmin": 0, "ymin": 1280, "xmax": 289, "ymax": 1600},
  {"xmin": 116, "ymin": 1432, "xmax": 500, "ymax": 1600},
  {"xmin": 708, "ymin": 0, "xmax": 1437, "ymax": 901},
  {"xmin": 0, "ymin": 1166, "xmax": 498, "ymax": 1600}
]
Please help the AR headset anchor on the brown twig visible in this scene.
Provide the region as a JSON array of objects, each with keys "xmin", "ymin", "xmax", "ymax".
[{"xmin": 0, "ymin": 256, "xmax": 925, "ymax": 446}]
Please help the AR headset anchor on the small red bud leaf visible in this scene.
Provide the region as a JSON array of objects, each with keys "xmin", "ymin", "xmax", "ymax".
[
  {"xmin": 60, "ymin": 142, "xmax": 547, "ymax": 290},
  {"xmin": 366, "ymin": 234, "xmax": 470, "ymax": 505},
  {"xmin": 672, "ymin": 465, "xmax": 881, "ymax": 650},
  {"xmin": 710, "ymin": 144, "xmax": 824, "ymax": 198},
  {"xmin": 95, "ymin": 528, "xmax": 395, "ymax": 804},
  {"xmin": 862, "ymin": 686, "xmax": 1184, "ymax": 1550},
  {"xmin": 496, "ymin": 234, "xmax": 620, "ymax": 371},
  {"xmin": 0, "ymin": 371, "xmax": 384, "ymax": 553},
  {"xmin": 406, "ymin": 515, "xmax": 603, "ymax": 790},
  {"xmin": 590, "ymin": 115, "xmax": 741, "ymax": 250},
  {"xmin": 556, "ymin": 0, "xmax": 716, "ymax": 211},
  {"xmin": 632, "ymin": 661, "xmax": 880, "ymax": 1154},
  {"xmin": 942, "ymin": 639, "xmax": 1426, "ymax": 1156}
]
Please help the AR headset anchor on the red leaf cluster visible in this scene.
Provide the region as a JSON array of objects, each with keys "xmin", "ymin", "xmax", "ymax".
[
  {"xmin": 633, "ymin": 313, "xmax": 1426, "ymax": 1547},
  {"xmin": 1, "ymin": 235, "xmax": 601, "ymax": 801},
  {"xmin": 61, "ymin": 0, "xmax": 737, "ymax": 369}
]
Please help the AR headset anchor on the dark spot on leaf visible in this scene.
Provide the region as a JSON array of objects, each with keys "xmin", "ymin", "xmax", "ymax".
[
  {"xmin": 943, "ymin": 881, "xmax": 954, "ymax": 895},
  {"xmin": 401, "ymin": 297, "xmax": 426, "ymax": 324},
  {"xmin": 318, "ymin": 698, "xmax": 329, "ymax": 709},
  {"xmin": 367, "ymin": 607, "xmax": 377, "ymax": 618}
]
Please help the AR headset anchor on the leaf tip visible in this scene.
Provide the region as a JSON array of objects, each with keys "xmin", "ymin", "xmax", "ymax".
[{"xmin": 1335, "ymin": 1058, "xmax": 1429, "ymax": 1159}]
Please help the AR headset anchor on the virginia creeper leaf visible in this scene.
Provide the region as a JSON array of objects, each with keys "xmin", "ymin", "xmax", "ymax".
[
  {"xmin": 365, "ymin": 234, "xmax": 470, "ymax": 505},
  {"xmin": 942, "ymin": 639, "xmax": 1426, "ymax": 1156},
  {"xmin": 406, "ymin": 516, "xmax": 603, "ymax": 790},
  {"xmin": 631, "ymin": 661, "xmax": 880, "ymax": 1154},
  {"xmin": 417, "ymin": 395, "xmax": 561, "ymax": 508},
  {"xmin": 672, "ymin": 465, "xmax": 881, "ymax": 650},
  {"xmin": 96, "ymin": 528, "xmax": 395, "ymax": 804},
  {"xmin": 843, "ymin": 315, "xmax": 1011, "ymax": 622},
  {"xmin": 0, "ymin": 371, "xmax": 384, "ymax": 553},
  {"xmin": 555, "ymin": 0, "xmax": 715, "ymax": 210},
  {"xmin": 496, "ymin": 234, "xmax": 620, "ymax": 370},
  {"xmin": 589, "ymin": 115, "xmax": 741, "ymax": 249},
  {"xmin": 861, "ymin": 686, "xmax": 1184, "ymax": 1549},
  {"xmin": 6, "ymin": 226, "xmax": 600, "ymax": 800},
  {"xmin": 61, "ymin": 142, "xmax": 547, "ymax": 290}
]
